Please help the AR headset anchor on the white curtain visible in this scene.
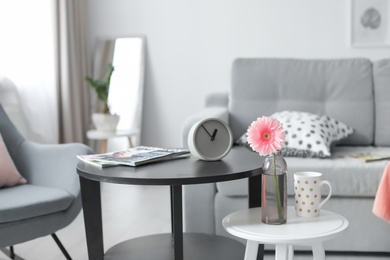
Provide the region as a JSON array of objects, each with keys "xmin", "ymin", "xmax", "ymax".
[
  {"xmin": 0, "ymin": 0, "xmax": 90, "ymax": 144},
  {"xmin": 55, "ymin": 0, "xmax": 90, "ymax": 144},
  {"xmin": 0, "ymin": 0, "xmax": 58, "ymax": 143}
]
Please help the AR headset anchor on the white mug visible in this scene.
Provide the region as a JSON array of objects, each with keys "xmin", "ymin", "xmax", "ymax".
[{"xmin": 294, "ymin": 171, "xmax": 332, "ymax": 217}]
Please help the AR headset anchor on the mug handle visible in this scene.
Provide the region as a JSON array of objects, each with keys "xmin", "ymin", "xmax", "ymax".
[{"xmin": 318, "ymin": 180, "xmax": 332, "ymax": 209}]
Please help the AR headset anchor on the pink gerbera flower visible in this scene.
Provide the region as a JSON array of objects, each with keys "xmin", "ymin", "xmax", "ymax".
[{"xmin": 247, "ymin": 116, "xmax": 285, "ymax": 156}]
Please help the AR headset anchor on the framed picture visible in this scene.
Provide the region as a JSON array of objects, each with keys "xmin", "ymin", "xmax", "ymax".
[{"xmin": 350, "ymin": 0, "xmax": 390, "ymax": 47}]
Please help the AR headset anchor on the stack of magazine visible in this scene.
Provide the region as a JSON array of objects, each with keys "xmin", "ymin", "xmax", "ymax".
[{"xmin": 77, "ymin": 146, "xmax": 190, "ymax": 168}]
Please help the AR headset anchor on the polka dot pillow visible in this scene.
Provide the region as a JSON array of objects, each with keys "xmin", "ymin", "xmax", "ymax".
[{"xmin": 271, "ymin": 111, "xmax": 354, "ymax": 158}]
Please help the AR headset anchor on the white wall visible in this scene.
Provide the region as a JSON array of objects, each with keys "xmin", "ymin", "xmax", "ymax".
[{"xmin": 85, "ymin": 0, "xmax": 390, "ymax": 148}]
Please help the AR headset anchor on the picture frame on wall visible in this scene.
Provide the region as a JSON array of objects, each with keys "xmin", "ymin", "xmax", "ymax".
[{"xmin": 350, "ymin": 0, "xmax": 390, "ymax": 47}]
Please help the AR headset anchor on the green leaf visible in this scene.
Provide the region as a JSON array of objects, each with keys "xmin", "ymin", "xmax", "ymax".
[{"xmin": 85, "ymin": 64, "xmax": 115, "ymax": 114}]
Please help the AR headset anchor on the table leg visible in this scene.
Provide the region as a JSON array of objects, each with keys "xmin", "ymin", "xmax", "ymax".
[
  {"xmin": 79, "ymin": 177, "xmax": 104, "ymax": 260},
  {"xmin": 312, "ymin": 242, "xmax": 325, "ymax": 260},
  {"xmin": 101, "ymin": 139, "xmax": 108, "ymax": 153},
  {"xmin": 248, "ymin": 174, "xmax": 261, "ymax": 208},
  {"xmin": 275, "ymin": 244, "xmax": 289, "ymax": 260},
  {"xmin": 248, "ymin": 174, "xmax": 264, "ymax": 260},
  {"xmin": 288, "ymin": 245, "xmax": 294, "ymax": 260},
  {"xmin": 244, "ymin": 240, "xmax": 259, "ymax": 260},
  {"xmin": 170, "ymin": 185, "xmax": 183, "ymax": 260},
  {"xmin": 128, "ymin": 136, "xmax": 134, "ymax": 147}
]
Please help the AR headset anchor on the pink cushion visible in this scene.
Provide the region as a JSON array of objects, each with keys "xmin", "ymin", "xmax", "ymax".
[{"xmin": 0, "ymin": 133, "xmax": 27, "ymax": 188}]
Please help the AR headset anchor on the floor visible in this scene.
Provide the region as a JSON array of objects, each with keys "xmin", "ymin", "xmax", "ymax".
[{"xmin": 0, "ymin": 183, "xmax": 388, "ymax": 260}]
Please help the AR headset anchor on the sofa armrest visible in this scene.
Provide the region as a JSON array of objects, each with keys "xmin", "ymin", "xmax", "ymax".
[
  {"xmin": 183, "ymin": 183, "xmax": 217, "ymax": 234},
  {"xmin": 16, "ymin": 141, "xmax": 93, "ymax": 198}
]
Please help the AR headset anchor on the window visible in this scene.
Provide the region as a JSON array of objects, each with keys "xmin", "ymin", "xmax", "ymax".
[{"xmin": 0, "ymin": 0, "xmax": 58, "ymax": 143}]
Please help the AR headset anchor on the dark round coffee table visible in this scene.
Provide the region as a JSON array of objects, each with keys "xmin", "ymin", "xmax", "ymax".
[{"xmin": 77, "ymin": 146, "xmax": 264, "ymax": 260}]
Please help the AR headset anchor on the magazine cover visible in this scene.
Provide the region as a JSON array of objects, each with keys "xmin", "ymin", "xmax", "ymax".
[
  {"xmin": 349, "ymin": 152, "xmax": 390, "ymax": 162},
  {"xmin": 77, "ymin": 146, "xmax": 190, "ymax": 168}
]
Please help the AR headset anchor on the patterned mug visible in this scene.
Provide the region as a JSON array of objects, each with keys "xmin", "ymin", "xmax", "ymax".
[{"xmin": 294, "ymin": 171, "xmax": 332, "ymax": 217}]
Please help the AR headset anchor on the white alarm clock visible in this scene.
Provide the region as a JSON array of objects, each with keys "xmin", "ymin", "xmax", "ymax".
[{"xmin": 187, "ymin": 118, "xmax": 233, "ymax": 161}]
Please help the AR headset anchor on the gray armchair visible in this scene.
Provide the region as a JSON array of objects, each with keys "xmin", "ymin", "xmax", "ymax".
[{"xmin": 0, "ymin": 101, "xmax": 92, "ymax": 259}]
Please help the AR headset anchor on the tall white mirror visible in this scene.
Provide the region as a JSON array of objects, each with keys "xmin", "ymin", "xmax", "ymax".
[{"xmin": 91, "ymin": 36, "xmax": 145, "ymax": 150}]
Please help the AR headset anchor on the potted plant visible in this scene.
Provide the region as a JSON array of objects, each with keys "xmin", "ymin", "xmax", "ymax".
[{"xmin": 86, "ymin": 63, "xmax": 120, "ymax": 132}]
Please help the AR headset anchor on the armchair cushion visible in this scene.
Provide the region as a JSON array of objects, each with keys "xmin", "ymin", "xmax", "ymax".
[
  {"xmin": 0, "ymin": 184, "xmax": 73, "ymax": 223},
  {"xmin": 0, "ymin": 132, "xmax": 27, "ymax": 188}
]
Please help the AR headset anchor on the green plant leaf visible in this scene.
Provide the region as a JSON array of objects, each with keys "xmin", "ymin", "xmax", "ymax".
[{"xmin": 85, "ymin": 64, "xmax": 115, "ymax": 114}]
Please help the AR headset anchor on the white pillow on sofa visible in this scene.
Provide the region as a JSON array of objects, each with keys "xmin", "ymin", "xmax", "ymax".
[
  {"xmin": 271, "ymin": 111, "xmax": 354, "ymax": 158},
  {"xmin": 236, "ymin": 111, "xmax": 354, "ymax": 158}
]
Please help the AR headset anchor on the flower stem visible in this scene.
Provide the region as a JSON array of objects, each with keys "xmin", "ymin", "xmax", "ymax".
[{"xmin": 272, "ymin": 153, "xmax": 283, "ymax": 219}]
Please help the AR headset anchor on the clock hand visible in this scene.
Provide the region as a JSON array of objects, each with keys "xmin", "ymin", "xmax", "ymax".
[
  {"xmin": 211, "ymin": 129, "xmax": 218, "ymax": 141},
  {"xmin": 201, "ymin": 125, "xmax": 217, "ymax": 141},
  {"xmin": 202, "ymin": 125, "xmax": 211, "ymax": 137}
]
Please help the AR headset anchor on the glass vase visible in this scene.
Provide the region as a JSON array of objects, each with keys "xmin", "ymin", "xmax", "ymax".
[{"xmin": 261, "ymin": 153, "xmax": 287, "ymax": 224}]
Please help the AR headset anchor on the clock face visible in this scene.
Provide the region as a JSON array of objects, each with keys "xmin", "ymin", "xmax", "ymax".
[{"xmin": 188, "ymin": 118, "xmax": 233, "ymax": 161}]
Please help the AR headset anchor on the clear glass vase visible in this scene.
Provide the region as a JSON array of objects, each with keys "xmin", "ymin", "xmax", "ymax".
[{"xmin": 261, "ymin": 152, "xmax": 287, "ymax": 224}]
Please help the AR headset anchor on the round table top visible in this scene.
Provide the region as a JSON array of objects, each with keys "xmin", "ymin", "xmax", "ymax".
[
  {"xmin": 87, "ymin": 129, "xmax": 139, "ymax": 140},
  {"xmin": 223, "ymin": 207, "xmax": 349, "ymax": 245},
  {"xmin": 77, "ymin": 146, "xmax": 263, "ymax": 186}
]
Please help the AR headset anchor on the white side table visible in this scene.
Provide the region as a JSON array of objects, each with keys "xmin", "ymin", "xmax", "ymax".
[
  {"xmin": 87, "ymin": 129, "xmax": 139, "ymax": 153},
  {"xmin": 222, "ymin": 206, "xmax": 349, "ymax": 260}
]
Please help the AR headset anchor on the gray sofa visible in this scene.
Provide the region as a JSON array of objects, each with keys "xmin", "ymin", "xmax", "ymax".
[{"xmin": 181, "ymin": 58, "xmax": 390, "ymax": 253}]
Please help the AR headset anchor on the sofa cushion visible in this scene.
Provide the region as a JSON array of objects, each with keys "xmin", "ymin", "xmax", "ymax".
[
  {"xmin": 272, "ymin": 111, "xmax": 353, "ymax": 158},
  {"xmin": 0, "ymin": 184, "xmax": 73, "ymax": 223},
  {"xmin": 0, "ymin": 133, "xmax": 27, "ymax": 188},
  {"xmin": 229, "ymin": 58, "xmax": 374, "ymax": 146},
  {"xmin": 236, "ymin": 111, "xmax": 354, "ymax": 158},
  {"xmin": 373, "ymin": 59, "xmax": 390, "ymax": 146},
  {"xmin": 217, "ymin": 146, "xmax": 389, "ymax": 198}
]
